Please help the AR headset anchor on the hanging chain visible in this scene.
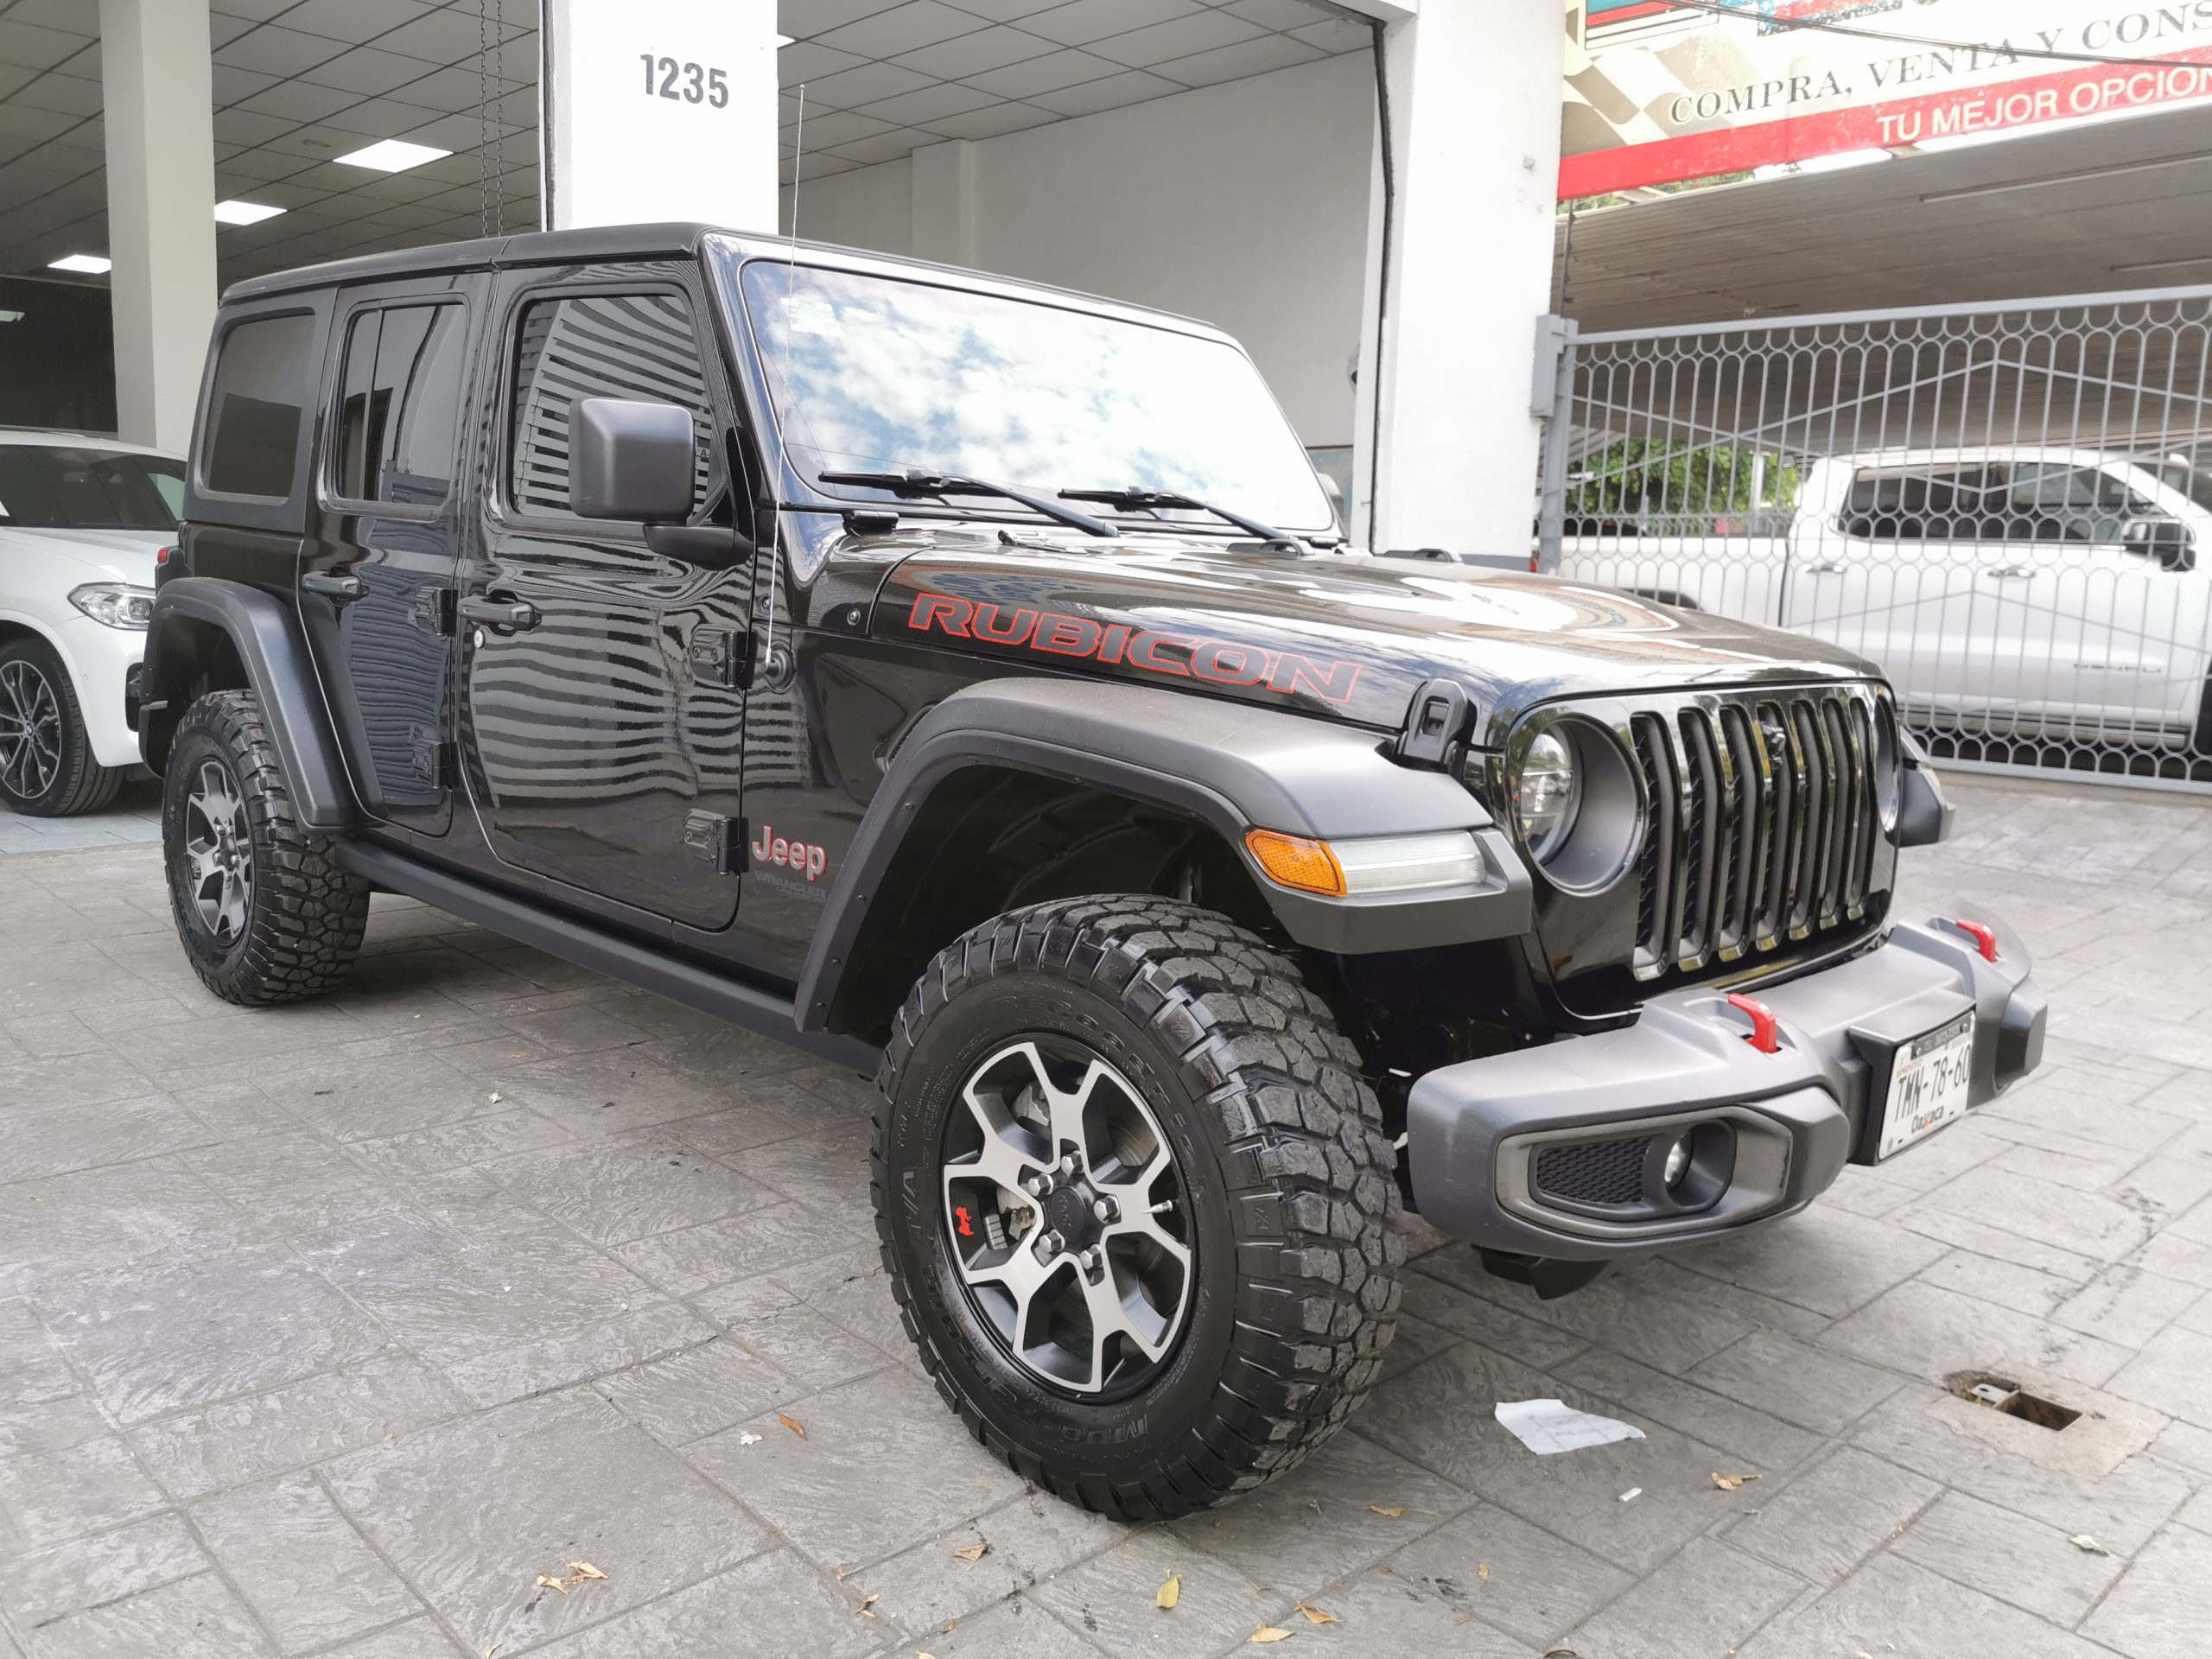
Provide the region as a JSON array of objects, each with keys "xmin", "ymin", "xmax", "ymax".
[{"xmin": 477, "ymin": 0, "xmax": 497, "ymax": 237}]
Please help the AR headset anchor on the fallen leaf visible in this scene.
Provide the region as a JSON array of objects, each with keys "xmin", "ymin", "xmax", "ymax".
[
  {"xmin": 1618, "ymin": 1488, "xmax": 1642, "ymax": 1503},
  {"xmin": 952, "ymin": 1542, "xmax": 989, "ymax": 1561},
  {"xmin": 1157, "ymin": 1573, "xmax": 1181, "ymax": 1610},
  {"xmin": 1250, "ymin": 1628, "xmax": 1293, "ymax": 1644},
  {"xmin": 738, "ymin": 1431, "xmax": 763, "ymax": 1446},
  {"xmin": 535, "ymin": 1575, "xmax": 569, "ymax": 1596},
  {"xmin": 2069, "ymin": 1534, "xmax": 2111, "ymax": 1555},
  {"xmin": 1295, "ymin": 1602, "xmax": 1338, "ymax": 1624},
  {"xmin": 1369, "ymin": 1505, "xmax": 1407, "ymax": 1517},
  {"xmin": 1477, "ymin": 1563, "xmax": 1491, "ymax": 1583},
  {"xmin": 779, "ymin": 1412, "xmax": 807, "ymax": 1440},
  {"xmin": 856, "ymin": 1593, "xmax": 879, "ymax": 1618},
  {"xmin": 489, "ymin": 1092, "xmax": 501, "ymax": 1103},
  {"xmin": 566, "ymin": 1562, "xmax": 607, "ymax": 1581},
  {"xmin": 1711, "ymin": 1472, "xmax": 1761, "ymax": 1492}
]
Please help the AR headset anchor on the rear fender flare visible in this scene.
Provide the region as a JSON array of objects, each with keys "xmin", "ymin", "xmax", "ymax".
[
  {"xmin": 795, "ymin": 678, "xmax": 1531, "ymax": 1033},
  {"xmin": 138, "ymin": 576, "xmax": 353, "ymax": 830}
]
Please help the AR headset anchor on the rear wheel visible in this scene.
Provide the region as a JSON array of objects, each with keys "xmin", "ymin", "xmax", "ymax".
[
  {"xmin": 162, "ymin": 690, "xmax": 367, "ymax": 1004},
  {"xmin": 874, "ymin": 896, "xmax": 1402, "ymax": 1520},
  {"xmin": 0, "ymin": 636, "xmax": 122, "ymax": 817}
]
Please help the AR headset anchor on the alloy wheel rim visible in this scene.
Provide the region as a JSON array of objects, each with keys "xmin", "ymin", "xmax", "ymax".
[
  {"xmin": 0, "ymin": 659, "xmax": 61, "ymax": 800},
  {"xmin": 184, "ymin": 759, "xmax": 254, "ymax": 944},
  {"xmin": 939, "ymin": 1037, "xmax": 1195, "ymax": 1397}
]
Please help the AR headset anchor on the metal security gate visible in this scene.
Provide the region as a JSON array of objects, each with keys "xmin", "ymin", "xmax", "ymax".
[{"xmin": 1535, "ymin": 289, "xmax": 2212, "ymax": 792}]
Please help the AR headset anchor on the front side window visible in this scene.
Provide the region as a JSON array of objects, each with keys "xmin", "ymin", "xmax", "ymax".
[
  {"xmin": 2007, "ymin": 464, "xmax": 2152, "ymax": 543},
  {"xmin": 333, "ymin": 303, "xmax": 467, "ymax": 506},
  {"xmin": 723, "ymin": 250, "xmax": 1336, "ymax": 533},
  {"xmin": 0, "ymin": 446, "xmax": 184, "ymax": 531},
  {"xmin": 508, "ymin": 290, "xmax": 715, "ymax": 521},
  {"xmin": 204, "ymin": 313, "xmax": 315, "ymax": 498}
]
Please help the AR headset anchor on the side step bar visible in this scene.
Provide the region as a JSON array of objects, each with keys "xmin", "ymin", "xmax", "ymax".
[{"xmin": 337, "ymin": 841, "xmax": 880, "ymax": 1076}]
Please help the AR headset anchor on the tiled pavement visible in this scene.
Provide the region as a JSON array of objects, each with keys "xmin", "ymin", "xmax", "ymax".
[
  {"xmin": 2, "ymin": 772, "xmax": 2210, "ymax": 1658},
  {"xmin": 0, "ymin": 779, "xmax": 162, "ymax": 855}
]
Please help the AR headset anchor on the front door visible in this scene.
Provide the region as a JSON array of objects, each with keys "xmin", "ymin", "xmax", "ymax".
[
  {"xmin": 458, "ymin": 270, "xmax": 752, "ymax": 931},
  {"xmin": 299, "ymin": 281, "xmax": 476, "ymax": 834}
]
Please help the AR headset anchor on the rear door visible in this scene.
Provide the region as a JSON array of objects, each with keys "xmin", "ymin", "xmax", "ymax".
[
  {"xmin": 458, "ymin": 265, "xmax": 753, "ymax": 930},
  {"xmin": 299, "ymin": 278, "xmax": 477, "ymax": 834}
]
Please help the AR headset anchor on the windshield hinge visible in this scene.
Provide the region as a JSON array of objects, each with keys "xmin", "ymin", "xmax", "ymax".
[{"xmin": 1397, "ymin": 678, "xmax": 1474, "ymax": 770}]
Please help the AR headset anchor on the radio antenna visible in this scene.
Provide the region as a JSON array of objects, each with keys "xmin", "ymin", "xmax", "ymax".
[{"xmin": 761, "ymin": 81, "xmax": 805, "ymax": 671}]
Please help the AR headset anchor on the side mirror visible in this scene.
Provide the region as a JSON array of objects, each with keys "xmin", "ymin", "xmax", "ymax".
[
  {"xmin": 570, "ymin": 397, "xmax": 697, "ymax": 522},
  {"xmin": 2124, "ymin": 515, "xmax": 2196, "ymax": 572}
]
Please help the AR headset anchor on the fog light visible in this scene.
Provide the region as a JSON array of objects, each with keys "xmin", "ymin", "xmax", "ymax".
[{"xmin": 1663, "ymin": 1133, "xmax": 1693, "ymax": 1189}]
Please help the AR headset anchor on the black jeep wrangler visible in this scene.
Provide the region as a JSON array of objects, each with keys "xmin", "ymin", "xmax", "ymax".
[{"xmin": 135, "ymin": 224, "xmax": 2045, "ymax": 1519}]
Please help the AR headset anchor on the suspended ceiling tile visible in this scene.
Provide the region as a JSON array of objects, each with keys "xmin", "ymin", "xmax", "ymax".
[
  {"xmin": 961, "ymin": 47, "xmax": 1118, "ymax": 99},
  {"xmin": 213, "ymin": 0, "xmax": 304, "ymax": 25},
  {"xmin": 393, "ymin": 111, "xmax": 521, "ymax": 151},
  {"xmin": 299, "ymin": 46, "xmax": 449, "ymax": 98},
  {"xmin": 391, "ymin": 65, "xmax": 531, "ymax": 115},
  {"xmin": 897, "ymin": 23, "xmax": 1058, "ymax": 80},
  {"xmin": 941, "ymin": 0, "xmax": 1067, "ymax": 16},
  {"xmin": 317, "ymin": 98, "xmax": 450, "ymax": 140},
  {"xmin": 211, "ymin": 105, "xmax": 301, "ymax": 147},
  {"xmin": 781, "ymin": 150, "xmax": 864, "ymax": 185},
  {"xmin": 779, "ymin": 41, "xmax": 864, "ymax": 87},
  {"xmin": 211, "ymin": 62, "xmax": 281, "ymax": 105},
  {"xmin": 214, "ymin": 147, "xmax": 311, "ymax": 181},
  {"xmin": 1291, "ymin": 17, "xmax": 1374, "ymax": 54},
  {"xmin": 1023, "ymin": 0, "xmax": 1202, "ymax": 49},
  {"xmin": 1088, "ymin": 10, "xmax": 1264, "ymax": 70},
  {"xmin": 373, "ymin": 8, "xmax": 529, "ymax": 64},
  {"xmin": 819, "ymin": 1, "xmax": 991, "ymax": 59},
  {"xmin": 917, "ymin": 99, "xmax": 1062, "ymax": 142},
  {"xmin": 1026, "ymin": 67, "xmax": 1184, "ymax": 118},
  {"xmin": 1223, "ymin": 0, "xmax": 1333, "ymax": 26},
  {"xmin": 0, "ymin": 19, "xmax": 89, "ymax": 73},
  {"xmin": 780, "ymin": 108, "xmax": 897, "ymax": 151},
  {"xmin": 852, "ymin": 80, "xmax": 1003, "ymax": 129},
  {"xmin": 276, "ymin": 0, "xmax": 439, "ymax": 46},
  {"xmin": 0, "ymin": 101, "xmax": 79, "ymax": 142},
  {"xmin": 6, "ymin": 69, "xmax": 100, "ymax": 118},
  {"xmin": 3, "ymin": 0, "xmax": 99, "ymax": 34},
  {"xmin": 235, "ymin": 78, "xmax": 360, "ymax": 124},
  {"xmin": 800, "ymin": 60, "xmax": 935, "ymax": 111},
  {"xmin": 1154, "ymin": 31, "xmax": 1320, "ymax": 89},
  {"xmin": 213, "ymin": 25, "xmax": 347, "ymax": 78},
  {"xmin": 779, "ymin": 0, "xmax": 902, "ymax": 39},
  {"xmin": 828, "ymin": 126, "xmax": 946, "ymax": 166}
]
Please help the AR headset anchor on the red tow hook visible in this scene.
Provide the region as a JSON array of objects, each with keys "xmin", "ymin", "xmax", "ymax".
[
  {"xmin": 1949, "ymin": 918, "xmax": 1999, "ymax": 963},
  {"xmin": 1726, "ymin": 992, "xmax": 1783, "ymax": 1055}
]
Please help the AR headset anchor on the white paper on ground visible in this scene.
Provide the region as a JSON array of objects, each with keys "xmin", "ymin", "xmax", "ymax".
[{"xmin": 1494, "ymin": 1398, "xmax": 1646, "ymax": 1455}]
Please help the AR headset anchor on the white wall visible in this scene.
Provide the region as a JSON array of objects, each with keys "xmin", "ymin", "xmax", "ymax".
[{"xmin": 780, "ymin": 53, "xmax": 1374, "ymax": 448}]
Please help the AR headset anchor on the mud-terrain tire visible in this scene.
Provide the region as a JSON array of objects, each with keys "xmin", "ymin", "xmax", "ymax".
[
  {"xmin": 874, "ymin": 895, "xmax": 1402, "ymax": 1520},
  {"xmin": 0, "ymin": 634, "xmax": 123, "ymax": 817},
  {"xmin": 162, "ymin": 690, "xmax": 367, "ymax": 1004}
]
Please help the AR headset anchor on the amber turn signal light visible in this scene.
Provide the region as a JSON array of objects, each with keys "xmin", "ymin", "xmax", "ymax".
[{"xmin": 1243, "ymin": 829, "xmax": 1346, "ymax": 897}]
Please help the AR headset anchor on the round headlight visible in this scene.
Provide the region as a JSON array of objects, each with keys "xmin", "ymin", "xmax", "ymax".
[{"xmin": 1514, "ymin": 729, "xmax": 1582, "ymax": 862}]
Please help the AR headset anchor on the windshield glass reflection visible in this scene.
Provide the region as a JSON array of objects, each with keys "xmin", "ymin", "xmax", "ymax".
[{"xmin": 720, "ymin": 248, "xmax": 1333, "ymax": 532}]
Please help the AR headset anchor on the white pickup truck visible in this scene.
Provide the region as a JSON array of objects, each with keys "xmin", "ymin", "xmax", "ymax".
[{"xmin": 1556, "ymin": 447, "xmax": 2212, "ymax": 753}]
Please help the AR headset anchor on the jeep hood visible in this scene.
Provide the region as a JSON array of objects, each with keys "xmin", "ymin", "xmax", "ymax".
[{"xmin": 871, "ymin": 539, "xmax": 1880, "ymax": 742}]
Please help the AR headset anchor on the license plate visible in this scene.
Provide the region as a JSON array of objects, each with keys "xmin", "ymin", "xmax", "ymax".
[{"xmin": 1877, "ymin": 1011, "xmax": 1977, "ymax": 1160}]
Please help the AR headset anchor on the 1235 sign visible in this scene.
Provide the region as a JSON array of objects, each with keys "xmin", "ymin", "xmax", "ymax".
[{"xmin": 640, "ymin": 54, "xmax": 729, "ymax": 108}]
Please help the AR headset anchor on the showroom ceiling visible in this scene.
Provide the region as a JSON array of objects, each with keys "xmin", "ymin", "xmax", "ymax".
[{"xmin": 0, "ymin": 0, "xmax": 1370, "ymax": 292}]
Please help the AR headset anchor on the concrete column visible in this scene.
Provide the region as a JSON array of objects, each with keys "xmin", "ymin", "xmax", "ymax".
[
  {"xmin": 1353, "ymin": 1, "xmax": 1562, "ymax": 554},
  {"xmin": 909, "ymin": 139, "xmax": 979, "ymax": 270},
  {"xmin": 99, "ymin": 0, "xmax": 217, "ymax": 453},
  {"xmin": 541, "ymin": 0, "xmax": 779, "ymax": 234}
]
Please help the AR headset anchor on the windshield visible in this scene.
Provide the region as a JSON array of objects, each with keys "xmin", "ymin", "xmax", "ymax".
[
  {"xmin": 0, "ymin": 444, "xmax": 183, "ymax": 531},
  {"xmin": 722, "ymin": 251, "xmax": 1335, "ymax": 533}
]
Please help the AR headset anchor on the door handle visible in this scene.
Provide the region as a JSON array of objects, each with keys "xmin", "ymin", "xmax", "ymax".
[
  {"xmin": 459, "ymin": 594, "xmax": 540, "ymax": 631},
  {"xmin": 302, "ymin": 570, "xmax": 364, "ymax": 600},
  {"xmin": 1800, "ymin": 559, "xmax": 1847, "ymax": 575},
  {"xmin": 1980, "ymin": 565, "xmax": 2036, "ymax": 580}
]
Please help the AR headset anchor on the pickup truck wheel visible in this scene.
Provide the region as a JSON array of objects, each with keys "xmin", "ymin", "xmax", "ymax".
[
  {"xmin": 874, "ymin": 895, "xmax": 1402, "ymax": 1520},
  {"xmin": 162, "ymin": 690, "xmax": 368, "ymax": 1005},
  {"xmin": 0, "ymin": 636, "xmax": 122, "ymax": 817}
]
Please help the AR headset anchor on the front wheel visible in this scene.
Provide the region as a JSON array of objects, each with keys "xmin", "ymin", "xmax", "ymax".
[
  {"xmin": 874, "ymin": 896, "xmax": 1402, "ymax": 1521},
  {"xmin": 162, "ymin": 690, "xmax": 368, "ymax": 1004}
]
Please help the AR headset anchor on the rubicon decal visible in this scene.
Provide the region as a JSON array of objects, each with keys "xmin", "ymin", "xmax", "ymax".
[
  {"xmin": 750, "ymin": 823, "xmax": 827, "ymax": 882},
  {"xmin": 906, "ymin": 592, "xmax": 1363, "ymax": 704}
]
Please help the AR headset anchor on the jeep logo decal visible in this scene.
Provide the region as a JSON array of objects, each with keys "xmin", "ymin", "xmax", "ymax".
[
  {"xmin": 751, "ymin": 823, "xmax": 827, "ymax": 882},
  {"xmin": 906, "ymin": 592, "xmax": 1363, "ymax": 704}
]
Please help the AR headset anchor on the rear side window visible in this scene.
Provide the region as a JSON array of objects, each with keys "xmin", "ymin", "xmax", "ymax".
[
  {"xmin": 507, "ymin": 291, "xmax": 713, "ymax": 520},
  {"xmin": 0, "ymin": 446, "xmax": 183, "ymax": 531},
  {"xmin": 333, "ymin": 303, "xmax": 467, "ymax": 506},
  {"xmin": 204, "ymin": 314, "xmax": 315, "ymax": 498}
]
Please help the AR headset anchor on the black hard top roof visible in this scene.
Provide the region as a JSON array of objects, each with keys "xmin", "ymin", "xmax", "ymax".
[{"xmin": 223, "ymin": 222, "xmax": 741, "ymax": 303}]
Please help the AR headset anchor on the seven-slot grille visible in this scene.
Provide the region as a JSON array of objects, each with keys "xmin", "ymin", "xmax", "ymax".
[{"xmin": 1630, "ymin": 688, "xmax": 1890, "ymax": 980}]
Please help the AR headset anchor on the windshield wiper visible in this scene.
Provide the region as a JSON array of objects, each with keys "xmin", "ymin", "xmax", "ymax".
[
  {"xmin": 817, "ymin": 469, "xmax": 1119, "ymax": 538},
  {"xmin": 1058, "ymin": 486, "xmax": 1300, "ymax": 550}
]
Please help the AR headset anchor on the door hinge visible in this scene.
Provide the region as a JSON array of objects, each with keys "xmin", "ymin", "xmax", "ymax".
[
  {"xmin": 688, "ymin": 626, "xmax": 753, "ymax": 690},
  {"xmin": 409, "ymin": 729, "xmax": 455, "ymax": 786},
  {"xmin": 410, "ymin": 587, "xmax": 456, "ymax": 637},
  {"xmin": 683, "ymin": 810, "xmax": 747, "ymax": 875}
]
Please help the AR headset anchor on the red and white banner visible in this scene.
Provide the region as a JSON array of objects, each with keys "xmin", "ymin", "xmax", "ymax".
[{"xmin": 1563, "ymin": 1, "xmax": 2212, "ymax": 199}]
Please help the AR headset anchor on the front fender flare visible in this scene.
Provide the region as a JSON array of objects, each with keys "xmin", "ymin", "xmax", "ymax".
[
  {"xmin": 794, "ymin": 678, "xmax": 1531, "ymax": 1033},
  {"xmin": 138, "ymin": 577, "xmax": 353, "ymax": 830}
]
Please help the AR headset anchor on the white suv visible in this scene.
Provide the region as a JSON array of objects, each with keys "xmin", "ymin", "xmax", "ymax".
[{"xmin": 0, "ymin": 430, "xmax": 184, "ymax": 815}]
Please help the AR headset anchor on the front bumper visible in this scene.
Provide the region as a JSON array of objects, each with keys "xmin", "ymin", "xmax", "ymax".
[{"xmin": 1406, "ymin": 914, "xmax": 2046, "ymax": 1261}]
